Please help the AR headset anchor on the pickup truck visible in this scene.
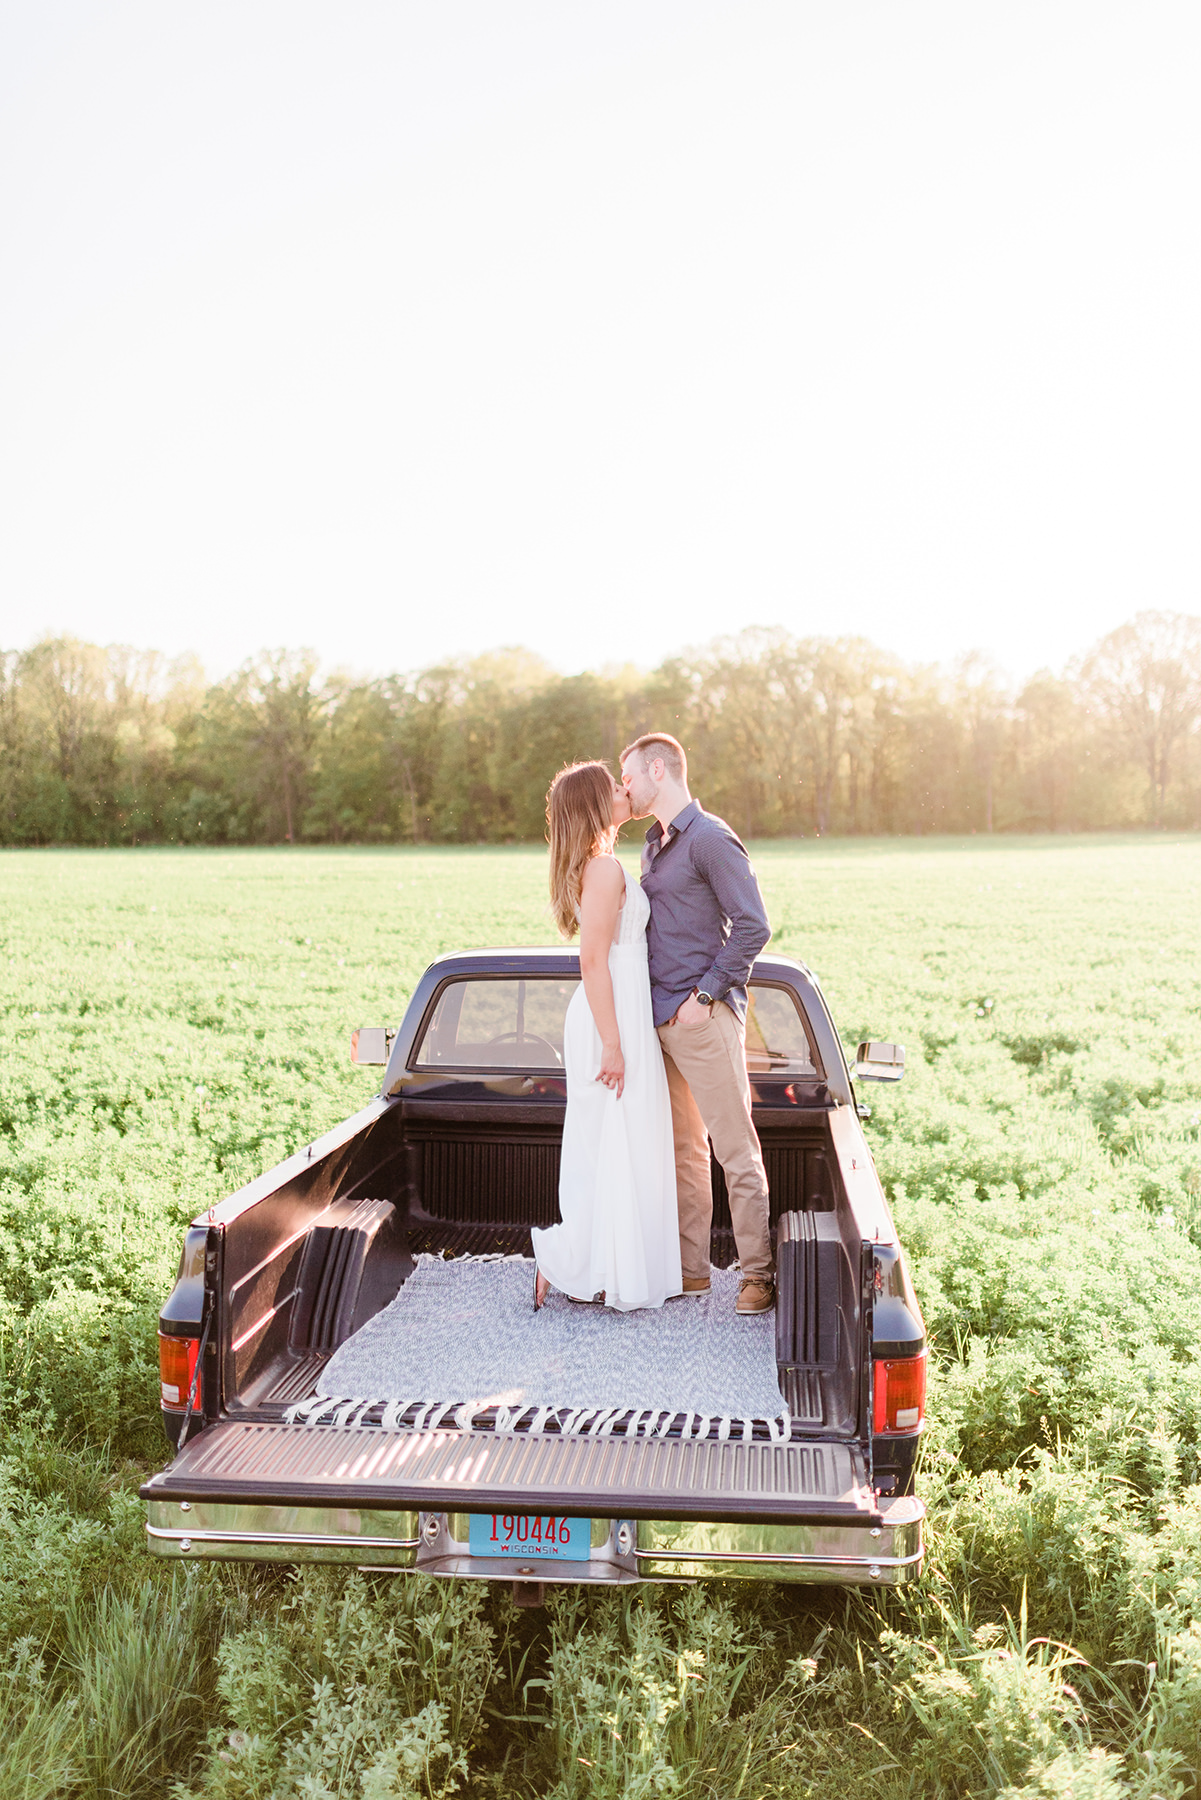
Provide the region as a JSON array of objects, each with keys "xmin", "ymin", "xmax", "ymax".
[{"xmin": 142, "ymin": 949, "xmax": 926, "ymax": 1597}]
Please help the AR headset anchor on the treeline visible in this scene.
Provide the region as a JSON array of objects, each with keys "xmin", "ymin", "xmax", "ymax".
[{"xmin": 2, "ymin": 612, "xmax": 1200, "ymax": 845}]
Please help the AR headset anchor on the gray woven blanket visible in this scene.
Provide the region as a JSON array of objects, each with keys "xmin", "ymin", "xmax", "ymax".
[{"xmin": 312, "ymin": 1255, "xmax": 786, "ymax": 1425}]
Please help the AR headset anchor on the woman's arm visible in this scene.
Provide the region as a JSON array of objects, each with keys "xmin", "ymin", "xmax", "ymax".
[{"xmin": 578, "ymin": 856, "xmax": 626, "ymax": 1098}]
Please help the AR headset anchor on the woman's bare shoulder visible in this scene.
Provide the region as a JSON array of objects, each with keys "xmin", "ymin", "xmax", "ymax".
[{"xmin": 580, "ymin": 854, "xmax": 625, "ymax": 894}]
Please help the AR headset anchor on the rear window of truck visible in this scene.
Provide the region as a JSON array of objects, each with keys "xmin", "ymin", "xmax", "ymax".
[
  {"xmin": 744, "ymin": 984, "xmax": 820, "ymax": 1076},
  {"xmin": 415, "ymin": 978, "xmax": 577, "ymax": 1069},
  {"xmin": 413, "ymin": 976, "xmax": 821, "ymax": 1077}
]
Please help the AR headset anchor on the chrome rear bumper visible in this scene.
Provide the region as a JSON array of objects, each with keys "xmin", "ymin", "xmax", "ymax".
[{"xmin": 145, "ymin": 1494, "xmax": 923, "ymax": 1586}]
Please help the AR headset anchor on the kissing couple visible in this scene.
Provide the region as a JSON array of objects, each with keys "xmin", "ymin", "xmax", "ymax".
[{"xmin": 531, "ymin": 733, "xmax": 776, "ymax": 1319}]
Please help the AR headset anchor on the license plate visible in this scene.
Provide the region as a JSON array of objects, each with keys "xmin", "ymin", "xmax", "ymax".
[{"xmin": 468, "ymin": 1513, "xmax": 591, "ymax": 1560}]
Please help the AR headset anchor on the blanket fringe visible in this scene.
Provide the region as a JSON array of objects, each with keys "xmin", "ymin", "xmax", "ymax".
[
  {"xmin": 429, "ymin": 1250, "xmax": 531, "ymax": 1264},
  {"xmin": 284, "ymin": 1392, "xmax": 798, "ymax": 1442}
]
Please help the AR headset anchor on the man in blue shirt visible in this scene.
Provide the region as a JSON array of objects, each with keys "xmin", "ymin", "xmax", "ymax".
[{"xmin": 620, "ymin": 732, "xmax": 775, "ymax": 1315}]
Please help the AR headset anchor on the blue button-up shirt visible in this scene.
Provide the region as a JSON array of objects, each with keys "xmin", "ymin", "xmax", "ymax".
[{"xmin": 640, "ymin": 799, "xmax": 771, "ymax": 1027}]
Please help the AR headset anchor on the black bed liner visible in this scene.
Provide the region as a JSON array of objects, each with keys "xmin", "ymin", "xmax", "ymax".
[{"xmin": 400, "ymin": 1222, "xmax": 749, "ymax": 1268}]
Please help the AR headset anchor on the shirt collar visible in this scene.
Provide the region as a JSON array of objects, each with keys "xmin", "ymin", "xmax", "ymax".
[{"xmin": 645, "ymin": 798, "xmax": 701, "ymax": 849}]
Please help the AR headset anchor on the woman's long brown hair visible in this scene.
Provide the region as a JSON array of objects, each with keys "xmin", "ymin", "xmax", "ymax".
[{"xmin": 546, "ymin": 761, "xmax": 617, "ymax": 938}]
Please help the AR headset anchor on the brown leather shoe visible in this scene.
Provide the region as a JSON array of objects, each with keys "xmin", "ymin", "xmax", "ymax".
[
  {"xmin": 679, "ymin": 1275, "xmax": 711, "ymax": 1297},
  {"xmin": 736, "ymin": 1277, "xmax": 775, "ymax": 1315}
]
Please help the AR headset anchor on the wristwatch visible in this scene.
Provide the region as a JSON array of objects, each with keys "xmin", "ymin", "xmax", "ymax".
[{"xmin": 695, "ymin": 989, "xmax": 714, "ymax": 1008}]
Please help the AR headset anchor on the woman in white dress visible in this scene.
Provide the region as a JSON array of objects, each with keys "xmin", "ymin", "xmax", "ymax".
[{"xmin": 531, "ymin": 761, "xmax": 682, "ymax": 1313}]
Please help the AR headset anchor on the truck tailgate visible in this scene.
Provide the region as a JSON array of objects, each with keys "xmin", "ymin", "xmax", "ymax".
[{"xmin": 142, "ymin": 1420, "xmax": 881, "ymax": 1527}]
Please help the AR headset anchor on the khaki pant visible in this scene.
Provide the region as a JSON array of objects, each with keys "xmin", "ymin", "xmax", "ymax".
[{"xmin": 657, "ymin": 1002, "xmax": 774, "ymax": 1282}]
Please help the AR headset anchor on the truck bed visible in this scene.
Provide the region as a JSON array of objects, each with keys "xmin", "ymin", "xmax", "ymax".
[{"xmin": 143, "ymin": 952, "xmax": 926, "ymax": 1588}]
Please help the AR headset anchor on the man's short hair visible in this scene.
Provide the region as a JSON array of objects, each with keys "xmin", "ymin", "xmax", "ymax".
[{"xmin": 620, "ymin": 732, "xmax": 688, "ymax": 785}]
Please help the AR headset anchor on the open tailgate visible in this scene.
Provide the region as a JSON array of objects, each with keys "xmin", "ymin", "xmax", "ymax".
[{"xmin": 142, "ymin": 1419, "xmax": 880, "ymax": 1526}]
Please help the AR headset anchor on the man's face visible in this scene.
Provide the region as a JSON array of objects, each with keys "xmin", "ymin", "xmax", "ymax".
[{"xmin": 621, "ymin": 752, "xmax": 659, "ymax": 818}]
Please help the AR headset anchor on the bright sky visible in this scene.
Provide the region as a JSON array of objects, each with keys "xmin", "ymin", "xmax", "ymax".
[{"xmin": 2, "ymin": 3, "xmax": 1198, "ymax": 686}]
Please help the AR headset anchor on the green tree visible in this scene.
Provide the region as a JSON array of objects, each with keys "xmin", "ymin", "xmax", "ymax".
[
  {"xmin": 1013, "ymin": 671, "xmax": 1087, "ymax": 830},
  {"xmin": 197, "ymin": 650, "xmax": 324, "ymax": 842},
  {"xmin": 953, "ymin": 653, "xmax": 1011, "ymax": 833},
  {"xmin": 1079, "ymin": 611, "xmax": 1201, "ymax": 827},
  {"xmin": 426, "ymin": 649, "xmax": 557, "ymax": 841}
]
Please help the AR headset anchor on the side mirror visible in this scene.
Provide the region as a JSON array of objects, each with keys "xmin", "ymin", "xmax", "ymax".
[
  {"xmin": 853, "ymin": 1040, "xmax": 905, "ymax": 1083},
  {"xmin": 350, "ymin": 1027, "xmax": 395, "ymax": 1066}
]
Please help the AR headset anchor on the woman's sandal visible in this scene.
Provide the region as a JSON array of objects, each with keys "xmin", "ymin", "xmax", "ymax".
[{"xmin": 533, "ymin": 1267, "xmax": 551, "ymax": 1310}]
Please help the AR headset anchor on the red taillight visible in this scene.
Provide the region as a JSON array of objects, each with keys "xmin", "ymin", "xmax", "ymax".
[
  {"xmin": 159, "ymin": 1333, "xmax": 199, "ymax": 1411},
  {"xmin": 873, "ymin": 1351, "xmax": 927, "ymax": 1435}
]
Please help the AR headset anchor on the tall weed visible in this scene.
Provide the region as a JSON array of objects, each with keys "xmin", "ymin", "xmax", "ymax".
[
  {"xmin": 177, "ymin": 1571, "xmax": 494, "ymax": 1800},
  {"xmin": 534, "ymin": 1586, "xmax": 801, "ymax": 1799},
  {"xmin": 64, "ymin": 1576, "xmax": 212, "ymax": 1798},
  {"xmin": 0, "ymin": 1638, "xmax": 82, "ymax": 1800},
  {"xmin": 878, "ymin": 1600, "xmax": 1183, "ymax": 1800}
]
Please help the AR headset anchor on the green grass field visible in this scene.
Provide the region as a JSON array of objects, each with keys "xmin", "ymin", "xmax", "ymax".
[{"xmin": 2, "ymin": 837, "xmax": 1201, "ymax": 1799}]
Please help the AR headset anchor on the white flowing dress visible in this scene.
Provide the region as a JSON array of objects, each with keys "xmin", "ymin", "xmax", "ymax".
[{"xmin": 531, "ymin": 863, "xmax": 682, "ymax": 1312}]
